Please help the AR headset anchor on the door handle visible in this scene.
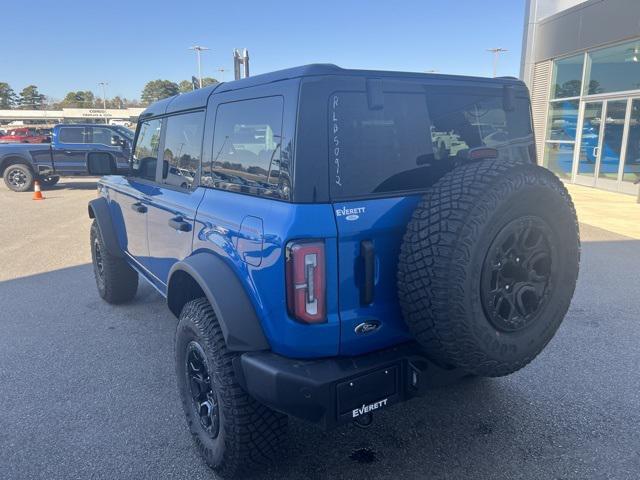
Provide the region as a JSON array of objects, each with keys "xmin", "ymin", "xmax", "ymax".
[
  {"xmin": 169, "ymin": 216, "xmax": 191, "ymax": 232},
  {"xmin": 360, "ymin": 240, "xmax": 375, "ymax": 306},
  {"xmin": 130, "ymin": 202, "xmax": 147, "ymax": 213},
  {"xmin": 64, "ymin": 150, "xmax": 73, "ymax": 155}
]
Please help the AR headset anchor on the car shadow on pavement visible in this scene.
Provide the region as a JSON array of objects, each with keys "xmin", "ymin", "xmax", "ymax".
[
  {"xmin": 45, "ymin": 180, "xmax": 99, "ymax": 191},
  {"xmin": 1, "ymin": 232, "xmax": 639, "ymax": 480}
]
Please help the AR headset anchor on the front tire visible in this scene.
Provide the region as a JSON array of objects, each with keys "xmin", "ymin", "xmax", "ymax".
[
  {"xmin": 3, "ymin": 163, "xmax": 34, "ymax": 192},
  {"xmin": 175, "ymin": 298, "xmax": 287, "ymax": 478},
  {"xmin": 90, "ymin": 220, "xmax": 138, "ymax": 303}
]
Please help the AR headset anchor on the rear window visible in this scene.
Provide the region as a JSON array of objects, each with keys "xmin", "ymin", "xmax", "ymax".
[
  {"xmin": 59, "ymin": 127, "xmax": 87, "ymax": 144},
  {"xmin": 329, "ymin": 87, "xmax": 532, "ymax": 198}
]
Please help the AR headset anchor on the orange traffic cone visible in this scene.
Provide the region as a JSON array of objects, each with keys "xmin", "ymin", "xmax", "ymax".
[{"xmin": 33, "ymin": 180, "xmax": 44, "ymax": 200}]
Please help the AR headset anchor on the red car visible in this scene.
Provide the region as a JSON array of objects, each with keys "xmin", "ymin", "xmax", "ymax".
[{"xmin": 0, "ymin": 127, "xmax": 50, "ymax": 144}]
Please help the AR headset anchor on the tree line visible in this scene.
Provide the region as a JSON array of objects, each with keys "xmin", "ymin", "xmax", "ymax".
[{"xmin": 0, "ymin": 77, "xmax": 219, "ymax": 110}]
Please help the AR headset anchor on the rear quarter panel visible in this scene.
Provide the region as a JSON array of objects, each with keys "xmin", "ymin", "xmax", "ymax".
[{"xmin": 192, "ymin": 189, "xmax": 341, "ymax": 358}]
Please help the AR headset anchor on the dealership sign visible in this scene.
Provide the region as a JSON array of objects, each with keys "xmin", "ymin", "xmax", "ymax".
[{"xmin": 61, "ymin": 108, "xmax": 144, "ymax": 118}]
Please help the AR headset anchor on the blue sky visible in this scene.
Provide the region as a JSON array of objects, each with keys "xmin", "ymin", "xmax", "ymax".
[{"xmin": 2, "ymin": 0, "xmax": 526, "ymax": 101}]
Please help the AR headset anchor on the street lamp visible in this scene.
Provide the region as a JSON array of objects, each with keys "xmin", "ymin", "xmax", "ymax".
[
  {"xmin": 189, "ymin": 45, "xmax": 210, "ymax": 88},
  {"xmin": 217, "ymin": 68, "xmax": 226, "ymax": 82},
  {"xmin": 487, "ymin": 48, "xmax": 508, "ymax": 77},
  {"xmin": 98, "ymin": 81, "xmax": 109, "ymax": 124}
]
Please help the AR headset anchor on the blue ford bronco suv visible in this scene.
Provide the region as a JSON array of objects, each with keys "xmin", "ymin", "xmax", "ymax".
[{"xmin": 87, "ymin": 65, "xmax": 580, "ymax": 477}]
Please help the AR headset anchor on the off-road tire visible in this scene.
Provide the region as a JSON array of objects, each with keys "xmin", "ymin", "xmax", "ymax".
[
  {"xmin": 40, "ymin": 175, "xmax": 60, "ymax": 188},
  {"xmin": 90, "ymin": 220, "xmax": 138, "ymax": 303},
  {"xmin": 3, "ymin": 163, "xmax": 34, "ymax": 192},
  {"xmin": 175, "ymin": 298, "xmax": 287, "ymax": 478},
  {"xmin": 398, "ymin": 160, "xmax": 580, "ymax": 377}
]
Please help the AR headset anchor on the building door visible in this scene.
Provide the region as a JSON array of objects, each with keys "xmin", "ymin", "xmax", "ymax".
[
  {"xmin": 573, "ymin": 101, "xmax": 603, "ymax": 186},
  {"xmin": 620, "ymin": 98, "xmax": 640, "ymax": 195},
  {"xmin": 573, "ymin": 98, "xmax": 637, "ymax": 194}
]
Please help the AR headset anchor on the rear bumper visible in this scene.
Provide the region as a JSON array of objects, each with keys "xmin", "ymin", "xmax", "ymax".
[{"xmin": 234, "ymin": 342, "xmax": 466, "ymax": 429}]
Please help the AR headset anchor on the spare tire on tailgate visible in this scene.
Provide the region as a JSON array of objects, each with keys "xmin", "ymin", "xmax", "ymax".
[{"xmin": 397, "ymin": 160, "xmax": 580, "ymax": 377}]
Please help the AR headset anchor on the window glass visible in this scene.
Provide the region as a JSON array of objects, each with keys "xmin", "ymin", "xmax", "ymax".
[
  {"xmin": 585, "ymin": 40, "xmax": 640, "ymax": 95},
  {"xmin": 161, "ymin": 111, "xmax": 204, "ymax": 190},
  {"xmin": 58, "ymin": 127, "xmax": 87, "ymax": 144},
  {"xmin": 543, "ymin": 143, "xmax": 574, "ymax": 179},
  {"xmin": 623, "ymin": 99, "xmax": 640, "ymax": 183},
  {"xmin": 330, "ymin": 90, "xmax": 532, "ymax": 198},
  {"xmin": 205, "ymin": 96, "xmax": 286, "ymax": 199},
  {"xmin": 132, "ymin": 119, "xmax": 162, "ymax": 180},
  {"xmin": 551, "ymin": 54, "xmax": 584, "ymax": 99},
  {"xmin": 546, "ymin": 100, "xmax": 579, "ymax": 141},
  {"xmin": 91, "ymin": 127, "xmax": 118, "ymax": 146}
]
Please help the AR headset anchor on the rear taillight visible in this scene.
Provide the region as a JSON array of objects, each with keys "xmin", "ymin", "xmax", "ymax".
[{"xmin": 286, "ymin": 240, "xmax": 326, "ymax": 323}]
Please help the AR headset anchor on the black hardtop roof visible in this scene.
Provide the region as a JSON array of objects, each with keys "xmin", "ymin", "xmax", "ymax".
[{"xmin": 139, "ymin": 64, "xmax": 525, "ymax": 118}]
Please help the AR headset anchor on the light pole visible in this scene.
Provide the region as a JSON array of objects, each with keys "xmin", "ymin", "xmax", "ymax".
[
  {"xmin": 189, "ymin": 45, "xmax": 210, "ymax": 88},
  {"xmin": 98, "ymin": 82, "xmax": 109, "ymax": 124},
  {"xmin": 217, "ymin": 68, "xmax": 226, "ymax": 82},
  {"xmin": 487, "ymin": 48, "xmax": 508, "ymax": 77}
]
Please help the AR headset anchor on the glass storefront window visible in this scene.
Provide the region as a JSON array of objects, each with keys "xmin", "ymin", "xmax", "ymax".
[
  {"xmin": 551, "ymin": 54, "xmax": 584, "ymax": 99},
  {"xmin": 577, "ymin": 102, "xmax": 602, "ymax": 176},
  {"xmin": 598, "ymin": 100, "xmax": 627, "ymax": 180},
  {"xmin": 585, "ymin": 40, "xmax": 640, "ymax": 95},
  {"xmin": 623, "ymin": 99, "xmax": 640, "ymax": 183},
  {"xmin": 547, "ymin": 100, "xmax": 579, "ymax": 141},
  {"xmin": 543, "ymin": 143, "xmax": 574, "ymax": 179}
]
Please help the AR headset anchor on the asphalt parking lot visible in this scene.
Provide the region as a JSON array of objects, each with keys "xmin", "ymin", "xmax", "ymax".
[{"xmin": 1, "ymin": 179, "xmax": 639, "ymax": 480}]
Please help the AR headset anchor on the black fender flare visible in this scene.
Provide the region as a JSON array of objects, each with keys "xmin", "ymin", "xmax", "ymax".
[
  {"xmin": 168, "ymin": 253, "xmax": 270, "ymax": 352},
  {"xmin": 88, "ymin": 197, "xmax": 123, "ymax": 258},
  {"xmin": 0, "ymin": 154, "xmax": 34, "ymax": 176}
]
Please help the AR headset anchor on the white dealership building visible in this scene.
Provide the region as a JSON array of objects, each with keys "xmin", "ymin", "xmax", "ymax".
[
  {"xmin": 521, "ymin": 0, "xmax": 640, "ymax": 195},
  {"xmin": 0, "ymin": 108, "xmax": 144, "ymax": 126}
]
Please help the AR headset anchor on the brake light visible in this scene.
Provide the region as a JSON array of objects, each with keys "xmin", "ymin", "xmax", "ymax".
[
  {"xmin": 468, "ymin": 147, "xmax": 499, "ymax": 160},
  {"xmin": 286, "ymin": 240, "xmax": 326, "ymax": 323}
]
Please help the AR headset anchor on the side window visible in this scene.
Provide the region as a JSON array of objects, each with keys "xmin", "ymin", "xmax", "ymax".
[
  {"xmin": 91, "ymin": 127, "xmax": 118, "ymax": 146},
  {"xmin": 160, "ymin": 111, "xmax": 205, "ymax": 190},
  {"xmin": 132, "ymin": 119, "xmax": 162, "ymax": 180},
  {"xmin": 58, "ymin": 127, "xmax": 87, "ymax": 144},
  {"xmin": 204, "ymin": 96, "xmax": 286, "ymax": 199}
]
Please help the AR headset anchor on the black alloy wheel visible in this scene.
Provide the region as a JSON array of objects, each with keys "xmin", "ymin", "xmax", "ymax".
[
  {"xmin": 481, "ymin": 216, "xmax": 555, "ymax": 333},
  {"xmin": 185, "ymin": 341, "xmax": 220, "ymax": 439}
]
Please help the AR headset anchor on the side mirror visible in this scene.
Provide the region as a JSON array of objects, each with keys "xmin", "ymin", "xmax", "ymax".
[{"xmin": 110, "ymin": 135, "xmax": 123, "ymax": 147}]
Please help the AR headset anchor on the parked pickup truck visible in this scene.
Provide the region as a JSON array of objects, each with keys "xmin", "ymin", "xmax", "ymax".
[
  {"xmin": 0, "ymin": 123, "xmax": 132, "ymax": 191},
  {"xmin": 0, "ymin": 127, "xmax": 51, "ymax": 144}
]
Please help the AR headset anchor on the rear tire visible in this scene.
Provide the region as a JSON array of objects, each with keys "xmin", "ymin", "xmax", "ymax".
[
  {"xmin": 90, "ymin": 220, "xmax": 138, "ymax": 304},
  {"xmin": 176, "ymin": 298, "xmax": 287, "ymax": 478},
  {"xmin": 398, "ymin": 160, "xmax": 580, "ymax": 377},
  {"xmin": 3, "ymin": 163, "xmax": 34, "ymax": 192},
  {"xmin": 40, "ymin": 175, "xmax": 60, "ymax": 188}
]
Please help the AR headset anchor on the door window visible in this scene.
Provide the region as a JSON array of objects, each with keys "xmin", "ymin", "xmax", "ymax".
[
  {"xmin": 160, "ymin": 111, "xmax": 205, "ymax": 190},
  {"xmin": 203, "ymin": 96, "xmax": 286, "ymax": 199},
  {"xmin": 132, "ymin": 119, "xmax": 162, "ymax": 180},
  {"xmin": 598, "ymin": 100, "xmax": 627, "ymax": 180},
  {"xmin": 58, "ymin": 127, "xmax": 87, "ymax": 144},
  {"xmin": 623, "ymin": 99, "xmax": 640, "ymax": 183},
  {"xmin": 91, "ymin": 126, "xmax": 118, "ymax": 146},
  {"xmin": 577, "ymin": 102, "xmax": 602, "ymax": 176}
]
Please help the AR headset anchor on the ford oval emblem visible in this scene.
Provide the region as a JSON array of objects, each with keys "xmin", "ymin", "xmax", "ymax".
[
  {"xmin": 345, "ymin": 214, "xmax": 359, "ymax": 221},
  {"xmin": 354, "ymin": 320, "xmax": 381, "ymax": 335}
]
